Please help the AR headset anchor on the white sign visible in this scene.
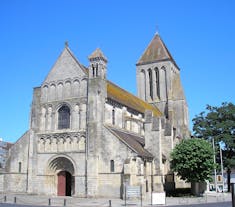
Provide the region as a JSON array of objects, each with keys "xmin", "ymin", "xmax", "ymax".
[
  {"xmin": 152, "ymin": 192, "xmax": 166, "ymax": 205},
  {"xmin": 126, "ymin": 186, "xmax": 141, "ymax": 198}
]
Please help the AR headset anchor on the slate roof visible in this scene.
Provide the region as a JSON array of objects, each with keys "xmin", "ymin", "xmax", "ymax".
[
  {"xmin": 137, "ymin": 33, "xmax": 178, "ymax": 68},
  {"xmin": 105, "ymin": 125, "xmax": 153, "ymax": 159},
  {"xmin": 107, "ymin": 81, "xmax": 162, "ymax": 117}
]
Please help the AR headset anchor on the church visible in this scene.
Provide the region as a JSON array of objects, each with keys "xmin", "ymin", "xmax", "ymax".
[{"xmin": 0, "ymin": 33, "xmax": 189, "ymax": 197}]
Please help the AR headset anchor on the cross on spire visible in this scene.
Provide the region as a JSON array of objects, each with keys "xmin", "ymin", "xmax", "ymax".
[{"xmin": 155, "ymin": 25, "xmax": 159, "ymax": 35}]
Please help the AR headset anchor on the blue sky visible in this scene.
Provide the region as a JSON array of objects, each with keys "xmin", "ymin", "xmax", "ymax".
[{"xmin": 1, "ymin": 0, "xmax": 235, "ymax": 142}]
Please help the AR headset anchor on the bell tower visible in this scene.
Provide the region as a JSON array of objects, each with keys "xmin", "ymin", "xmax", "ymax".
[
  {"xmin": 87, "ymin": 48, "xmax": 107, "ymax": 154},
  {"xmin": 86, "ymin": 48, "xmax": 108, "ymax": 196},
  {"xmin": 136, "ymin": 33, "xmax": 189, "ymax": 138}
]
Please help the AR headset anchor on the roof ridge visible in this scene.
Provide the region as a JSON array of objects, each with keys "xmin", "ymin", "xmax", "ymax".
[
  {"xmin": 159, "ymin": 36, "xmax": 179, "ymax": 69},
  {"xmin": 105, "ymin": 125, "xmax": 153, "ymax": 159},
  {"xmin": 41, "ymin": 46, "xmax": 88, "ymax": 84},
  {"xmin": 65, "ymin": 46, "xmax": 88, "ymax": 74},
  {"xmin": 136, "ymin": 34, "xmax": 157, "ymax": 64},
  {"xmin": 105, "ymin": 124, "xmax": 144, "ymax": 138}
]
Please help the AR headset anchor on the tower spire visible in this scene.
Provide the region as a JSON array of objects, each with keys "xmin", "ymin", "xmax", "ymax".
[{"xmin": 88, "ymin": 48, "xmax": 107, "ymax": 79}]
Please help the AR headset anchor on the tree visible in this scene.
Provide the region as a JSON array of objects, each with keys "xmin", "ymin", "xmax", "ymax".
[
  {"xmin": 170, "ymin": 139, "xmax": 214, "ymax": 183},
  {"xmin": 192, "ymin": 102, "xmax": 235, "ymax": 192}
]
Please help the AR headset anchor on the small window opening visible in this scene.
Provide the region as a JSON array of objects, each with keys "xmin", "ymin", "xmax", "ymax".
[
  {"xmin": 18, "ymin": 162, "xmax": 22, "ymax": 173},
  {"xmin": 110, "ymin": 160, "xmax": 114, "ymax": 172},
  {"xmin": 92, "ymin": 64, "xmax": 95, "ymax": 77},
  {"xmin": 148, "ymin": 69, "xmax": 153, "ymax": 100},
  {"xmin": 146, "ymin": 180, "xmax": 149, "ymax": 192},
  {"xmin": 112, "ymin": 109, "xmax": 115, "ymax": 125},
  {"xmin": 96, "ymin": 63, "xmax": 98, "ymax": 77}
]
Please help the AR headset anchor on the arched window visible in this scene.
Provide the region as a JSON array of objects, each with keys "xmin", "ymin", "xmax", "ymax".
[
  {"xmin": 95, "ymin": 63, "xmax": 98, "ymax": 77},
  {"xmin": 148, "ymin": 69, "xmax": 153, "ymax": 100},
  {"xmin": 58, "ymin": 105, "xmax": 70, "ymax": 129},
  {"xmin": 110, "ymin": 160, "xmax": 115, "ymax": 172},
  {"xmin": 112, "ymin": 108, "xmax": 115, "ymax": 125},
  {"xmin": 18, "ymin": 162, "xmax": 22, "ymax": 173},
  {"xmin": 92, "ymin": 64, "xmax": 95, "ymax": 77},
  {"xmin": 155, "ymin": 68, "xmax": 160, "ymax": 99}
]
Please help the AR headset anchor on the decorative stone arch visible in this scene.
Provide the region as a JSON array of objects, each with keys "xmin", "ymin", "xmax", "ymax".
[
  {"xmin": 80, "ymin": 78, "xmax": 88, "ymax": 97},
  {"xmin": 42, "ymin": 84, "xmax": 49, "ymax": 102},
  {"xmin": 78, "ymin": 136, "xmax": 85, "ymax": 151},
  {"xmin": 40, "ymin": 106, "xmax": 47, "ymax": 131},
  {"xmin": 57, "ymin": 81, "xmax": 64, "ymax": 100},
  {"xmin": 72, "ymin": 79, "xmax": 80, "ymax": 97},
  {"xmin": 64, "ymin": 79, "xmax": 72, "ymax": 98},
  {"xmin": 47, "ymin": 154, "xmax": 76, "ymax": 175},
  {"xmin": 49, "ymin": 82, "xmax": 56, "ymax": 101},
  {"xmin": 72, "ymin": 103, "xmax": 80, "ymax": 130},
  {"xmin": 47, "ymin": 155, "xmax": 77, "ymax": 196},
  {"xmin": 56, "ymin": 102, "xmax": 72, "ymax": 113}
]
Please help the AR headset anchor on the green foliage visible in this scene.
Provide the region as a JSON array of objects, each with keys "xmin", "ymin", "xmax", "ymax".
[
  {"xmin": 170, "ymin": 139, "xmax": 214, "ymax": 183},
  {"xmin": 192, "ymin": 102, "xmax": 235, "ymax": 171}
]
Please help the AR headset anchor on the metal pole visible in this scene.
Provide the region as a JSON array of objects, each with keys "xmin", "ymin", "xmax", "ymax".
[
  {"xmin": 124, "ymin": 184, "xmax": 126, "ymax": 206},
  {"xmin": 219, "ymin": 144, "xmax": 224, "ymax": 192},
  {"xmin": 231, "ymin": 183, "xmax": 235, "ymax": 207},
  {"xmin": 212, "ymin": 138, "xmax": 217, "ymax": 192},
  {"xmin": 151, "ymin": 161, "xmax": 153, "ymax": 206},
  {"xmin": 140, "ymin": 185, "xmax": 142, "ymax": 207}
]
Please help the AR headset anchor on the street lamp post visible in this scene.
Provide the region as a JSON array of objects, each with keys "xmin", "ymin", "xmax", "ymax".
[{"xmin": 212, "ymin": 138, "xmax": 217, "ymax": 192}]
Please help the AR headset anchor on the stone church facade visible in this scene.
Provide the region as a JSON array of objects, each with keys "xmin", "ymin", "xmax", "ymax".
[{"xmin": 0, "ymin": 33, "xmax": 189, "ymax": 197}]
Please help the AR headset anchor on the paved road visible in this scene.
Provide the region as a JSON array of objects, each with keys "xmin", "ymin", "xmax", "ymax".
[
  {"xmin": 0, "ymin": 204, "xmax": 46, "ymax": 207},
  {"xmin": 0, "ymin": 201, "xmax": 233, "ymax": 207},
  {"xmin": 168, "ymin": 201, "xmax": 231, "ymax": 207}
]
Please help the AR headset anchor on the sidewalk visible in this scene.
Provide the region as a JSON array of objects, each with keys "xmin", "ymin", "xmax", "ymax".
[{"xmin": 0, "ymin": 192, "xmax": 232, "ymax": 207}]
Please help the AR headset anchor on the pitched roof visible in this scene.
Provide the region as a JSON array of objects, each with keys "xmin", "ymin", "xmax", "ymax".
[
  {"xmin": 43, "ymin": 45, "xmax": 88, "ymax": 84},
  {"xmin": 65, "ymin": 46, "xmax": 89, "ymax": 74},
  {"xmin": 105, "ymin": 125, "xmax": 153, "ymax": 159},
  {"xmin": 107, "ymin": 81, "xmax": 162, "ymax": 117},
  {"xmin": 137, "ymin": 33, "xmax": 178, "ymax": 68},
  {"xmin": 88, "ymin": 48, "xmax": 107, "ymax": 63}
]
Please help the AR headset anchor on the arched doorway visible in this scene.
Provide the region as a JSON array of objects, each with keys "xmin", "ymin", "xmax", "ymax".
[
  {"xmin": 57, "ymin": 171, "xmax": 72, "ymax": 196},
  {"xmin": 48, "ymin": 156, "xmax": 75, "ymax": 196}
]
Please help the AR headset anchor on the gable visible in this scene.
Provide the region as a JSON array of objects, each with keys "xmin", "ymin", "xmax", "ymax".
[{"xmin": 43, "ymin": 47, "xmax": 88, "ymax": 84}]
